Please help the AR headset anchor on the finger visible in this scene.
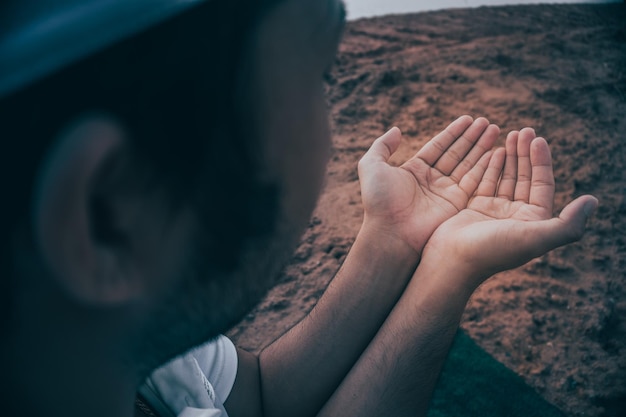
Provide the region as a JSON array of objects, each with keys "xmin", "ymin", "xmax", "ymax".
[
  {"xmin": 359, "ymin": 127, "xmax": 402, "ymax": 169},
  {"xmin": 416, "ymin": 115, "xmax": 474, "ymax": 166},
  {"xmin": 528, "ymin": 137, "xmax": 555, "ymax": 213},
  {"xmin": 458, "ymin": 150, "xmax": 494, "ymax": 198},
  {"xmin": 476, "ymin": 147, "xmax": 505, "ymax": 196},
  {"xmin": 525, "ymin": 195, "xmax": 598, "ymax": 258},
  {"xmin": 513, "ymin": 127, "xmax": 536, "ymax": 202},
  {"xmin": 433, "ymin": 117, "xmax": 491, "ymax": 175},
  {"xmin": 450, "ymin": 123, "xmax": 500, "ymax": 183},
  {"xmin": 555, "ymin": 195, "xmax": 598, "ymax": 243},
  {"xmin": 497, "ymin": 131, "xmax": 518, "ymax": 199}
]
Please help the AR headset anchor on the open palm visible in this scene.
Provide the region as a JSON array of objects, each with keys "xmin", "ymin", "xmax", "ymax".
[
  {"xmin": 425, "ymin": 128, "xmax": 598, "ymax": 288},
  {"xmin": 358, "ymin": 116, "xmax": 500, "ymax": 254}
]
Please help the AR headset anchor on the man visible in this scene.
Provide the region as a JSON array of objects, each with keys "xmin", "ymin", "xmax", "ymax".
[{"xmin": 0, "ymin": 0, "xmax": 597, "ymax": 416}]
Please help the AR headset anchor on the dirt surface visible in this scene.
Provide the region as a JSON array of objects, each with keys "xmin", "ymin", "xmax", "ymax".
[{"xmin": 228, "ymin": 4, "xmax": 626, "ymax": 416}]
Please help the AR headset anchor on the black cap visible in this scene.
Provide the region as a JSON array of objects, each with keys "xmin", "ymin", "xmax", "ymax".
[{"xmin": 0, "ymin": 0, "xmax": 205, "ymax": 98}]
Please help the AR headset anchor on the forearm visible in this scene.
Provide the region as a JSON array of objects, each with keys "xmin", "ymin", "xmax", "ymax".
[
  {"xmin": 258, "ymin": 224, "xmax": 420, "ymax": 417},
  {"xmin": 317, "ymin": 258, "xmax": 474, "ymax": 417}
]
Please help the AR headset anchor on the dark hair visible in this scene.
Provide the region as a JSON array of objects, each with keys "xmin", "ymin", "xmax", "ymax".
[{"xmin": 0, "ymin": 0, "xmax": 287, "ymax": 311}]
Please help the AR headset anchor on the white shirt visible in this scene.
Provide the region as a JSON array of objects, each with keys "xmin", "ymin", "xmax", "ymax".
[{"xmin": 140, "ymin": 335, "xmax": 238, "ymax": 417}]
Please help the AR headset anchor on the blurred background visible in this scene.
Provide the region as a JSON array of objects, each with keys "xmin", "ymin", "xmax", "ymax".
[{"xmin": 343, "ymin": 0, "xmax": 622, "ymax": 19}]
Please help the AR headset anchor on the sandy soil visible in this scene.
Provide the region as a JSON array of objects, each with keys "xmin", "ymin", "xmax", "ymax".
[{"xmin": 228, "ymin": 4, "xmax": 626, "ymax": 416}]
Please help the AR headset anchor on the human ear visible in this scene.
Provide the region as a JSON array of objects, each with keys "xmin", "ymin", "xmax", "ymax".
[{"xmin": 33, "ymin": 114, "xmax": 167, "ymax": 305}]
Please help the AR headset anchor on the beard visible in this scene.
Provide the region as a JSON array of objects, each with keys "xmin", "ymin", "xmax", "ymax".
[{"xmin": 129, "ymin": 200, "xmax": 312, "ymax": 377}]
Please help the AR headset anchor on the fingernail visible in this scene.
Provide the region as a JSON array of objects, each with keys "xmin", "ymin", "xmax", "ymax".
[{"xmin": 583, "ymin": 199, "xmax": 598, "ymax": 217}]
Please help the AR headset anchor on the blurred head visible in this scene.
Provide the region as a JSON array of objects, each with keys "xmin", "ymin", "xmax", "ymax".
[{"xmin": 1, "ymin": 0, "xmax": 345, "ymax": 373}]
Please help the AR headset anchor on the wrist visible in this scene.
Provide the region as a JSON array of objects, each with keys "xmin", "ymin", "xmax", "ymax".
[
  {"xmin": 339, "ymin": 223, "xmax": 421, "ymax": 295},
  {"xmin": 359, "ymin": 217, "xmax": 425, "ymax": 261},
  {"xmin": 417, "ymin": 244, "xmax": 486, "ymax": 296}
]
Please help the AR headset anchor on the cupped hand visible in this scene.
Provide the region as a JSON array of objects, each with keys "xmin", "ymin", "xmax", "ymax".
[
  {"xmin": 358, "ymin": 115, "xmax": 500, "ymax": 255},
  {"xmin": 424, "ymin": 127, "xmax": 598, "ymax": 289}
]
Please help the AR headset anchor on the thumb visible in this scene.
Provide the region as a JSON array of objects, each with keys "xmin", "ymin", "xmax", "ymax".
[
  {"xmin": 532, "ymin": 195, "xmax": 598, "ymax": 254},
  {"xmin": 559, "ymin": 194, "xmax": 599, "ymax": 232},
  {"xmin": 359, "ymin": 127, "xmax": 402, "ymax": 168}
]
